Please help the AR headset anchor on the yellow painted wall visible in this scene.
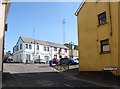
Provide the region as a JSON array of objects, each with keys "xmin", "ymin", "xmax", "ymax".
[
  {"xmin": 118, "ymin": 1, "xmax": 120, "ymax": 75},
  {"xmin": 77, "ymin": 2, "xmax": 119, "ymax": 75}
]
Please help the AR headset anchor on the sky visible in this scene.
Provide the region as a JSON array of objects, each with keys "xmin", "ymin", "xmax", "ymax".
[{"xmin": 5, "ymin": 2, "xmax": 81, "ymax": 52}]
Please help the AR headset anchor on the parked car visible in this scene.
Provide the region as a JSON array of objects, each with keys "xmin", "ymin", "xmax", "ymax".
[
  {"xmin": 6, "ymin": 58, "xmax": 13, "ymax": 63},
  {"xmin": 69, "ymin": 58, "xmax": 75, "ymax": 64},
  {"xmin": 73, "ymin": 58, "xmax": 79, "ymax": 64},
  {"xmin": 34, "ymin": 59, "xmax": 41, "ymax": 63},
  {"xmin": 40, "ymin": 59, "xmax": 46, "ymax": 64},
  {"xmin": 34, "ymin": 59, "xmax": 46, "ymax": 64},
  {"xmin": 60, "ymin": 58, "xmax": 79, "ymax": 65},
  {"xmin": 60, "ymin": 58, "xmax": 69, "ymax": 65}
]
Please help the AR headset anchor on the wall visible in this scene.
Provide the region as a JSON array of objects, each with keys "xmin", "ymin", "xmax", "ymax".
[
  {"xmin": 118, "ymin": 1, "xmax": 120, "ymax": 75},
  {"xmin": 13, "ymin": 39, "xmax": 69, "ymax": 63},
  {"xmin": 77, "ymin": 2, "xmax": 119, "ymax": 75},
  {"xmin": 0, "ymin": 1, "xmax": 5, "ymax": 73},
  {"xmin": 78, "ymin": 2, "xmax": 101, "ymax": 71}
]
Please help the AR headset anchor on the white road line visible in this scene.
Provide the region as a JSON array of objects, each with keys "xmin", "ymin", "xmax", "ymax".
[{"xmin": 64, "ymin": 84, "xmax": 73, "ymax": 87}]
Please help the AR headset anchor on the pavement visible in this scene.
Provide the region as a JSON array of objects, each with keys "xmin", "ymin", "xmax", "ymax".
[{"xmin": 2, "ymin": 63, "xmax": 120, "ymax": 88}]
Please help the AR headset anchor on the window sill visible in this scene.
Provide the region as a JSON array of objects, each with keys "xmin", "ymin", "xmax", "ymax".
[
  {"xmin": 100, "ymin": 51, "xmax": 111, "ymax": 54},
  {"xmin": 97, "ymin": 22, "xmax": 108, "ymax": 27}
]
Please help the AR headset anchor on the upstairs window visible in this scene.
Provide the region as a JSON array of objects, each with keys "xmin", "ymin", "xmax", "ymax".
[
  {"xmin": 44, "ymin": 46, "xmax": 46, "ymax": 51},
  {"xmin": 100, "ymin": 39, "xmax": 110, "ymax": 53},
  {"xmin": 54, "ymin": 47, "xmax": 57, "ymax": 51},
  {"xmin": 37, "ymin": 45, "xmax": 39, "ymax": 50},
  {"xmin": 59, "ymin": 48, "xmax": 62, "ymax": 52},
  {"xmin": 16, "ymin": 45, "xmax": 19, "ymax": 51},
  {"xmin": 20, "ymin": 44, "xmax": 22, "ymax": 50},
  {"xmin": 47, "ymin": 47, "xmax": 49, "ymax": 51},
  {"xmin": 65, "ymin": 49, "xmax": 67, "ymax": 53},
  {"xmin": 29, "ymin": 44, "xmax": 32, "ymax": 49},
  {"xmin": 26, "ymin": 44, "xmax": 28, "ymax": 49},
  {"xmin": 98, "ymin": 12, "xmax": 107, "ymax": 25},
  {"xmin": 54, "ymin": 55, "xmax": 57, "ymax": 59},
  {"xmin": 13, "ymin": 47, "xmax": 15, "ymax": 53}
]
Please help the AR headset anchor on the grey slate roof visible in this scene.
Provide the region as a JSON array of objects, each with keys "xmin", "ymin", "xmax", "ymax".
[{"xmin": 20, "ymin": 37, "xmax": 69, "ymax": 49}]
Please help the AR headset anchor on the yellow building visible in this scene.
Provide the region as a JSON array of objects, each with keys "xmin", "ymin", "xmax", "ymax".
[
  {"xmin": 75, "ymin": 1, "xmax": 120, "ymax": 75},
  {"xmin": 0, "ymin": 0, "xmax": 11, "ymax": 74}
]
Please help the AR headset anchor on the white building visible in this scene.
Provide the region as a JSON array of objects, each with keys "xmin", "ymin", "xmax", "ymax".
[{"xmin": 13, "ymin": 37, "xmax": 69, "ymax": 63}]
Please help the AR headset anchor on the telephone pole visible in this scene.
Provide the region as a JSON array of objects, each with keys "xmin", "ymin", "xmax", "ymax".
[{"xmin": 33, "ymin": 27, "xmax": 35, "ymax": 63}]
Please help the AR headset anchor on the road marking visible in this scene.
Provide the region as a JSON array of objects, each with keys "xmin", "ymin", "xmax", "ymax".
[{"xmin": 64, "ymin": 84, "xmax": 73, "ymax": 87}]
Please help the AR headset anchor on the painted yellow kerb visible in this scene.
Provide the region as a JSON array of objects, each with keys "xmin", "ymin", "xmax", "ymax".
[{"xmin": 76, "ymin": 2, "xmax": 119, "ymax": 75}]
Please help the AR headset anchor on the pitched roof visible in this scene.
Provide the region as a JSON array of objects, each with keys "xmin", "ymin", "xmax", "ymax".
[
  {"xmin": 20, "ymin": 37, "xmax": 69, "ymax": 49},
  {"xmin": 64, "ymin": 43, "xmax": 78, "ymax": 50},
  {"xmin": 75, "ymin": 0, "xmax": 85, "ymax": 16}
]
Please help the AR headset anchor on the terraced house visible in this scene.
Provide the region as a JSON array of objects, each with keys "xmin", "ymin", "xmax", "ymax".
[
  {"xmin": 13, "ymin": 37, "xmax": 69, "ymax": 63},
  {"xmin": 75, "ymin": 0, "xmax": 120, "ymax": 75}
]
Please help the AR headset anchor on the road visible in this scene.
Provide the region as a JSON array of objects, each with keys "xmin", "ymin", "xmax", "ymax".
[{"xmin": 2, "ymin": 63, "xmax": 120, "ymax": 88}]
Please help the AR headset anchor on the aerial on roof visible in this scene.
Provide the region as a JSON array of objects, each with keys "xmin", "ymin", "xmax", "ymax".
[{"xmin": 19, "ymin": 37, "xmax": 69, "ymax": 49}]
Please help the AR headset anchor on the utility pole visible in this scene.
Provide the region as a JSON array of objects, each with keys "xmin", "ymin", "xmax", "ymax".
[
  {"xmin": 33, "ymin": 27, "xmax": 35, "ymax": 63},
  {"xmin": 62, "ymin": 19, "xmax": 66, "ymax": 44}
]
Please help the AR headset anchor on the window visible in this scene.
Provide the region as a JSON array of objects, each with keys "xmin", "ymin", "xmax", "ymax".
[
  {"xmin": 16, "ymin": 45, "xmax": 19, "ymax": 51},
  {"xmin": 54, "ymin": 47, "xmax": 57, "ymax": 51},
  {"xmin": 65, "ymin": 49, "xmax": 67, "ymax": 53},
  {"xmin": 20, "ymin": 44, "xmax": 22, "ymax": 50},
  {"xmin": 44, "ymin": 46, "xmax": 46, "ymax": 51},
  {"xmin": 98, "ymin": 12, "xmax": 107, "ymax": 25},
  {"xmin": 54, "ymin": 55, "xmax": 57, "ymax": 59},
  {"xmin": 29, "ymin": 44, "xmax": 32, "ymax": 49},
  {"xmin": 26, "ymin": 44, "xmax": 28, "ymax": 49},
  {"xmin": 58, "ymin": 48, "xmax": 61, "ymax": 53},
  {"xmin": 47, "ymin": 47, "xmax": 49, "ymax": 51},
  {"xmin": 38, "ymin": 55, "xmax": 40, "ymax": 59},
  {"xmin": 13, "ymin": 46, "xmax": 15, "ymax": 53},
  {"xmin": 37, "ymin": 45, "xmax": 39, "ymax": 50},
  {"xmin": 26, "ymin": 54, "xmax": 31, "ymax": 61},
  {"xmin": 100, "ymin": 39, "xmax": 110, "ymax": 53}
]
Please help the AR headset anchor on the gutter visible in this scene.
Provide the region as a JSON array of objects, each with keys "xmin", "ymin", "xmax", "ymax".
[{"xmin": 108, "ymin": 2, "xmax": 113, "ymax": 36}]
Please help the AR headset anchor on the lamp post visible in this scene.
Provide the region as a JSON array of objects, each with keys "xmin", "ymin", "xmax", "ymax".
[
  {"xmin": 62, "ymin": 19, "xmax": 66, "ymax": 44},
  {"xmin": 33, "ymin": 27, "xmax": 35, "ymax": 63}
]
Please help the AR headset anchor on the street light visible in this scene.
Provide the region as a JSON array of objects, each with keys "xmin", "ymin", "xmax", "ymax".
[
  {"xmin": 62, "ymin": 19, "xmax": 66, "ymax": 44},
  {"xmin": 33, "ymin": 27, "xmax": 35, "ymax": 63}
]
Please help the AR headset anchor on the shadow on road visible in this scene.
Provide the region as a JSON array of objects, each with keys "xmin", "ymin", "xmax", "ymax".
[
  {"xmin": 2, "ymin": 71, "xmax": 67, "ymax": 88},
  {"xmin": 2, "ymin": 66, "xmax": 120, "ymax": 88},
  {"xmin": 61, "ymin": 68, "xmax": 120, "ymax": 86}
]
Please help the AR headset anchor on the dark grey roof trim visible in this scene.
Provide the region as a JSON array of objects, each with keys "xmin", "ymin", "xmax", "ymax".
[{"xmin": 75, "ymin": 0, "xmax": 85, "ymax": 16}]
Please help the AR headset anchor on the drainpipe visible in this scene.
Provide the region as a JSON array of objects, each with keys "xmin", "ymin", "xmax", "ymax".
[{"xmin": 108, "ymin": 2, "xmax": 113, "ymax": 36}]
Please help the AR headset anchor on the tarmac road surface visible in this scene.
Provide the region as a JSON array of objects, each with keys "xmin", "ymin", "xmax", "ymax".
[{"xmin": 2, "ymin": 63, "xmax": 120, "ymax": 88}]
